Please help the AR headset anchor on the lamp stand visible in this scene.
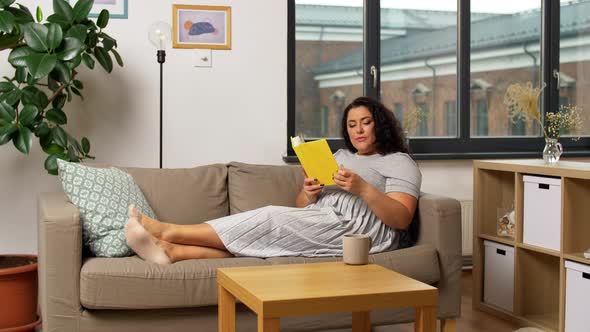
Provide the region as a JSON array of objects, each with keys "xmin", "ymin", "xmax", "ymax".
[{"xmin": 157, "ymin": 50, "xmax": 166, "ymax": 169}]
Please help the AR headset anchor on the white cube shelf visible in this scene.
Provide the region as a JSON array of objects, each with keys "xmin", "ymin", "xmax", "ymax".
[
  {"xmin": 565, "ymin": 261, "xmax": 590, "ymax": 332},
  {"xmin": 484, "ymin": 240, "xmax": 514, "ymax": 312},
  {"xmin": 523, "ymin": 175, "xmax": 561, "ymax": 251}
]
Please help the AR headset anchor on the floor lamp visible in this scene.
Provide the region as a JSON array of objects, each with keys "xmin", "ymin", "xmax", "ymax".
[{"xmin": 148, "ymin": 22, "xmax": 172, "ymax": 168}]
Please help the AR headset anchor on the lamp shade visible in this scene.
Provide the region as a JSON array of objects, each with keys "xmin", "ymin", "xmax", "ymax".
[{"xmin": 148, "ymin": 21, "xmax": 172, "ymax": 50}]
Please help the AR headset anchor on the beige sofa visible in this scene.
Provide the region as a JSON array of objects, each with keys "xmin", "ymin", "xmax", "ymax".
[{"xmin": 38, "ymin": 161, "xmax": 462, "ymax": 332}]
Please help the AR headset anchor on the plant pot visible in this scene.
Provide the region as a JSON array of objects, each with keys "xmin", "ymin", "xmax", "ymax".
[{"xmin": 0, "ymin": 255, "xmax": 41, "ymax": 332}]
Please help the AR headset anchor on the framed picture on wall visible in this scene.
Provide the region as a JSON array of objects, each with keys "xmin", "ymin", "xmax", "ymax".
[
  {"xmin": 172, "ymin": 4, "xmax": 232, "ymax": 50},
  {"xmin": 69, "ymin": 0, "xmax": 128, "ymax": 19}
]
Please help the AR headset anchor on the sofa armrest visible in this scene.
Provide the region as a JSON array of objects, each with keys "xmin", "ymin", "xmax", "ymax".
[
  {"xmin": 416, "ymin": 193, "xmax": 462, "ymax": 318},
  {"xmin": 38, "ymin": 192, "xmax": 83, "ymax": 331}
]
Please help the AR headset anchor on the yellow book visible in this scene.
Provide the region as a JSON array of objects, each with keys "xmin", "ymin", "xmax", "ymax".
[{"xmin": 291, "ymin": 137, "xmax": 338, "ymax": 185}]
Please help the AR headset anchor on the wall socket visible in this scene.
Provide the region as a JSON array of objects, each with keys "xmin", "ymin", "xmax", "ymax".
[{"xmin": 194, "ymin": 49, "xmax": 212, "ymax": 67}]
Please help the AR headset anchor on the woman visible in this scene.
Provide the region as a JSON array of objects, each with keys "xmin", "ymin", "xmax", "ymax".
[{"xmin": 125, "ymin": 97, "xmax": 421, "ymax": 264}]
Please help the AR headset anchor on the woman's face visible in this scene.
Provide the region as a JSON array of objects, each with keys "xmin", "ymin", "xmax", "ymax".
[{"xmin": 346, "ymin": 106, "xmax": 377, "ymax": 155}]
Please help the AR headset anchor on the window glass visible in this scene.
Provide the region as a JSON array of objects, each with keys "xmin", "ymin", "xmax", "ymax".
[{"xmin": 471, "ymin": 0, "xmax": 542, "ymax": 137}]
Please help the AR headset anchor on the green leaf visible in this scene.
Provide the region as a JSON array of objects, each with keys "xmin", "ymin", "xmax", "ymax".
[
  {"xmin": 44, "ymin": 154, "xmax": 59, "ymax": 175},
  {"xmin": 87, "ymin": 30, "xmax": 97, "ymax": 47},
  {"xmin": 71, "ymin": 86, "xmax": 83, "ymax": 100},
  {"xmin": 25, "ymin": 53, "xmax": 57, "ymax": 79},
  {"xmin": 26, "ymin": 72, "xmax": 36, "ymax": 86},
  {"xmin": 46, "ymin": 23, "xmax": 63, "ymax": 50},
  {"xmin": 81, "ymin": 136, "xmax": 89, "ymax": 154},
  {"xmin": 4, "ymin": 89, "xmax": 21, "ymax": 105},
  {"xmin": 0, "ymin": 10, "xmax": 16, "ymax": 33},
  {"xmin": 0, "ymin": 122, "xmax": 17, "ymax": 136},
  {"xmin": 23, "ymin": 23, "xmax": 49, "ymax": 52},
  {"xmin": 81, "ymin": 53, "xmax": 94, "ymax": 69},
  {"xmin": 96, "ymin": 9, "xmax": 109, "ymax": 29},
  {"xmin": 102, "ymin": 38, "xmax": 114, "ymax": 52},
  {"xmin": 0, "ymin": 32, "xmax": 22, "ymax": 50},
  {"xmin": 72, "ymin": 79, "xmax": 83, "ymax": 89},
  {"xmin": 46, "ymin": 13, "xmax": 69, "ymax": 29},
  {"xmin": 8, "ymin": 47, "xmax": 36, "ymax": 67},
  {"xmin": 13, "ymin": 126, "xmax": 32, "ymax": 154},
  {"xmin": 111, "ymin": 48, "xmax": 123, "ymax": 67},
  {"xmin": 0, "ymin": 82, "xmax": 14, "ymax": 93},
  {"xmin": 46, "ymin": 108, "xmax": 67, "ymax": 125},
  {"xmin": 0, "ymin": 0, "xmax": 16, "ymax": 8},
  {"xmin": 36, "ymin": 121, "xmax": 50, "ymax": 138},
  {"xmin": 36, "ymin": 6, "xmax": 43, "ymax": 23},
  {"xmin": 51, "ymin": 93, "xmax": 66, "ymax": 108},
  {"xmin": 94, "ymin": 47, "xmax": 112, "ymax": 73},
  {"xmin": 6, "ymin": 6, "xmax": 34, "ymax": 24},
  {"xmin": 53, "ymin": 0, "xmax": 73, "ymax": 23},
  {"xmin": 19, "ymin": 104, "xmax": 38, "ymax": 126},
  {"xmin": 0, "ymin": 132, "xmax": 11, "ymax": 145},
  {"xmin": 52, "ymin": 126, "xmax": 67, "ymax": 146},
  {"xmin": 42, "ymin": 143, "xmax": 63, "ymax": 155},
  {"xmin": 66, "ymin": 54, "xmax": 81, "ymax": 70},
  {"xmin": 65, "ymin": 24, "xmax": 87, "ymax": 42},
  {"xmin": 48, "ymin": 76, "xmax": 59, "ymax": 91},
  {"xmin": 56, "ymin": 37, "xmax": 82, "ymax": 61},
  {"xmin": 21, "ymin": 86, "xmax": 48, "ymax": 109},
  {"xmin": 15, "ymin": 67, "xmax": 26, "ymax": 83},
  {"xmin": 0, "ymin": 101, "xmax": 16, "ymax": 121},
  {"xmin": 66, "ymin": 145, "xmax": 80, "ymax": 162},
  {"xmin": 72, "ymin": 0, "xmax": 92, "ymax": 23},
  {"xmin": 49, "ymin": 60, "xmax": 71, "ymax": 83}
]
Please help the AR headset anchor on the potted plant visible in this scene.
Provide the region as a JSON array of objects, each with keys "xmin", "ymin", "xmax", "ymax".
[
  {"xmin": 0, "ymin": 0, "xmax": 123, "ymax": 175},
  {"xmin": 0, "ymin": 0, "xmax": 122, "ymax": 330},
  {"xmin": 0, "ymin": 255, "xmax": 40, "ymax": 331}
]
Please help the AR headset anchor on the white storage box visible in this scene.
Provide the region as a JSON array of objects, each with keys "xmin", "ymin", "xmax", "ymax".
[
  {"xmin": 523, "ymin": 175, "xmax": 561, "ymax": 251},
  {"xmin": 565, "ymin": 261, "xmax": 590, "ymax": 332},
  {"xmin": 484, "ymin": 240, "xmax": 514, "ymax": 312}
]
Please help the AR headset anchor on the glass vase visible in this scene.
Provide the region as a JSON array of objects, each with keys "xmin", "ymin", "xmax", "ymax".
[{"xmin": 542, "ymin": 138, "xmax": 563, "ymax": 164}]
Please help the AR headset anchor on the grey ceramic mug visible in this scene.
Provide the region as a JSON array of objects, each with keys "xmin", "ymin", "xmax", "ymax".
[{"xmin": 342, "ymin": 234, "xmax": 372, "ymax": 265}]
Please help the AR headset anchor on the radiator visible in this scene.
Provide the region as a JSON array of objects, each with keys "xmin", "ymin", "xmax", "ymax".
[{"xmin": 459, "ymin": 200, "xmax": 473, "ymax": 257}]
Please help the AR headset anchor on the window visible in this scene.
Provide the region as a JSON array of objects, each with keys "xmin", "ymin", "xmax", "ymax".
[
  {"xmin": 416, "ymin": 103, "xmax": 429, "ymax": 137},
  {"xmin": 474, "ymin": 99, "xmax": 488, "ymax": 136},
  {"xmin": 394, "ymin": 103, "xmax": 404, "ymax": 127},
  {"xmin": 444, "ymin": 101, "xmax": 457, "ymax": 136},
  {"xmin": 287, "ymin": 0, "xmax": 590, "ymax": 159}
]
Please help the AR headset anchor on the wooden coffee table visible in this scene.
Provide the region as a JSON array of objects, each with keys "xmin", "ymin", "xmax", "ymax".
[{"xmin": 217, "ymin": 262, "xmax": 438, "ymax": 332}]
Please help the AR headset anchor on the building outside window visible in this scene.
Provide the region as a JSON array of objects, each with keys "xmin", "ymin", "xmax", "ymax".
[
  {"xmin": 474, "ymin": 99, "xmax": 488, "ymax": 136},
  {"xmin": 444, "ymin": 101, "xmax": 457, "ymax": 137}
]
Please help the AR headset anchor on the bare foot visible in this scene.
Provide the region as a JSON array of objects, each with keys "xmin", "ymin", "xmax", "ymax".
[
  {"xmin": 128, "ymin": 204, "xmax": 171, "ymax": 240},
  {"xmin": 125, "ymin": 216, "xmax": 171, "ymax": 265}
]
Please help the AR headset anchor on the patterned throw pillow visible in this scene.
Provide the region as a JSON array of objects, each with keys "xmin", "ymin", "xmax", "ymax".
[{"xmin": 57, "ymin": 160, "xmax": 157, "ymax": 257}]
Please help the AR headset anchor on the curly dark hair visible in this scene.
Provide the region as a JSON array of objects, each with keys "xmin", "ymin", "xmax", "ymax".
[{"xmin": 341, "ymin": 96, "xmax": 408, "ymax": 154}]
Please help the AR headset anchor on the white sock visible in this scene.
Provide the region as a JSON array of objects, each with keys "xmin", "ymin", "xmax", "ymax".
[{"xmin": 125, "ymin": 217, "xmax": 172, "ymax": 265}]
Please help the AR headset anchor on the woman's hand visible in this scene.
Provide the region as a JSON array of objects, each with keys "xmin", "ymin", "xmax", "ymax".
[
  {"xmin": 333, "ymin": 165, "xmax": 368, "ymax": 196},
  {"xmin": 302, "ymin": 177, "xmax": 324, "ymax": 203}
]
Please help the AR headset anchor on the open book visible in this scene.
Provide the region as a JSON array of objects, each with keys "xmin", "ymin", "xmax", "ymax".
[{"xmin": 291, "ymin": 136, "xmax": 338, "ymax": 185}]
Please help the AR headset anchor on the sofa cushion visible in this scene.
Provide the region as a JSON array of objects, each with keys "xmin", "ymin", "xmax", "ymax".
[
  {"xmin": 57, "ymin": 160, "xmax": 157, "ymax": 257},
  {"xmin": 228, "ymin": 162, "xmax": 304, "ymax": 214},
  {"xmin": 119, "ymin": 164, "xmax": 229, "ymax": 225},
  {"xmin": 80, "ymin": 256, "xmax": 270, "ymax": 309},
  {"xmin": 265, "ymin": 244, "xmax": 440, "ymax": 285}
]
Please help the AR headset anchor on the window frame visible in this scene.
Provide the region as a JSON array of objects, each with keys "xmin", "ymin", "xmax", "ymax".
[{"xmin": 285, "ymin": 0, "xmax": 590, "ymax": 161}]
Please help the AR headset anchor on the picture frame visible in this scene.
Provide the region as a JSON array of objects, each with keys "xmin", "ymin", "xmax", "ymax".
[
  {"xmin": 172, "ymin": 4, "xmax": 232, "ymax": 50},
  {"xmin": 68, "ymin": 0, "xmax": 128, "ymax": 19}
]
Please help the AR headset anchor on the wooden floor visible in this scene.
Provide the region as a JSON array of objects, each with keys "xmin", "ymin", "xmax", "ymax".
[{"xmin": 370, "ymin": 269, "xmax": 521, "ymax": 332}]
